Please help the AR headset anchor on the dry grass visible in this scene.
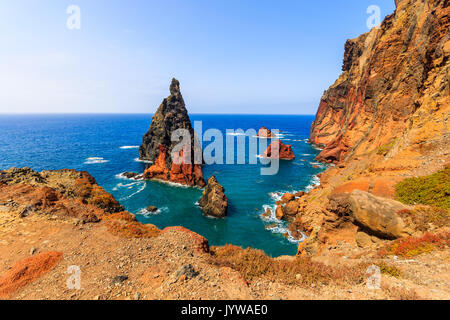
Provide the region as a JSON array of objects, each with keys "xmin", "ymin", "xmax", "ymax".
[
  {"xmin": 209, "ymin": 244, "xmax": 367, "ymax": 287},
  {"xmin": 382, "ymin": 284, "xmax": 422, "ymax": 300},
  {"xmin": 103, "ymin": 212, "xmax": 161, "ymax": 238},
  {"xmin": 397, "ymin": 206, "xmax": 449, "ymax": 232}
]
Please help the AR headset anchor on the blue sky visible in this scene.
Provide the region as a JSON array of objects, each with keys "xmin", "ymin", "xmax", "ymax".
[{"xmin": 0, "ymin": 0, "xmax": 395, "ymax": 114}]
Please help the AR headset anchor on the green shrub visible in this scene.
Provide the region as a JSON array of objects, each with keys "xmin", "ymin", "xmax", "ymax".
[
  {"xmin": 395, "ymin": 167, "xmax": 450, "ymax": 209},
  {"xmin": 377, "ymin": 139, "xmax": 397, "ymax": 156},
  {"xmin": 377, "ymin": 263, "xmax": 402, "ymax": 278}
]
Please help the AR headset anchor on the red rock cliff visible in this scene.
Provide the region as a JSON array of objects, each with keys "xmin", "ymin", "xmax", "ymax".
[{"xmin": 310, "ymin": 0, "xmax": 449, "ymax": 169}]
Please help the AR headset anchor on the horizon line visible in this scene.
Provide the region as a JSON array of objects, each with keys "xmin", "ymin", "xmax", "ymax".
[{"xmin": 0, "ymin": 112, "xmax": 317, "ymax": 116}]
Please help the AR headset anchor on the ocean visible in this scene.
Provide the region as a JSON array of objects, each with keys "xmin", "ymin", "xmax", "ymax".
[{"xmin": 0, "ymin": 114, "xmax": 324, "ymax": 257}]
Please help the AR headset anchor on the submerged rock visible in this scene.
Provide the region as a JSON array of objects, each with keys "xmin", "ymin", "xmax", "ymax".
[
  {"xmin": 146, "ymin": 206, "xmax": 158, "ymax": 213},
  {"xmin": 139, "ymin": 78, "xmax": 205, "ymax": 187},
  {"xmin": 122, "ymin": 172, "xmax": 141, "ymax": 180},
  {"xmin": 198, "ymin": 176, "xmax": 228, "ymax": 218}
]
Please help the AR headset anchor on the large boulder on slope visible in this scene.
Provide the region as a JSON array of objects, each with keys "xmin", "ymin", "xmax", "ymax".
[{"xmin": 330, "ymin": 190, "xmax": 410, "ymax": 239}]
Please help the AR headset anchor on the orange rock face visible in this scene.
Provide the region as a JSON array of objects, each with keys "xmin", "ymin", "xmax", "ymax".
[
  {"xmin": 262, "ymin": 141, "xmax": 295, "ymax": 160},
  {"xmin": 0, "ymin": 252, "xmax": 63, "ymax": 299},
  {"xmin": 310, "ymin": 0, "xmax": 449, "ymax": 166},
  {"xmin": 144, "ymin": 145, "xmax": 206, "ymax": 187}
]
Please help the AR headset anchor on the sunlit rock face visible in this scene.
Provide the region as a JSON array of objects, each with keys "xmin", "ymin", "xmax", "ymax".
[{"xmin": 140, "ymin": 78, "xmax": 205, "ymax": 187}]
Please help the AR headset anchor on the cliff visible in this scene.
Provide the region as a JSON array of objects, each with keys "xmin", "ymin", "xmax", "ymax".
[
  {"xmin": 311, "ymin": 0, "xmax": 449, "ymax": 172},
  {"xmin": 140, "ymin": 79, "xmax": 206, "ymax": 187},
  {"xmin": 282, "ymin": 0, "xmax": 449, "ymax": 259}
]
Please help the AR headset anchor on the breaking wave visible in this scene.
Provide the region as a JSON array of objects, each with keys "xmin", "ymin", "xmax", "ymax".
[{"xmin": 84, "ymin": 157, "xmax": 109, "ymax": 164}]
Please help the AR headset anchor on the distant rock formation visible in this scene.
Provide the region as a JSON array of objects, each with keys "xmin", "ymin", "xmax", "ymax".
[
  {"xmin": 257, "ymin": 126, "xmax": 274, "ymax": 138},
  {"xmin": 139, "ymin": 79, "xmax": 206, "ymax": 187},
  {"xmin": 198, "ymin": 176, "xmax": 228, "ymax": 218},
  {"xmin": 262, "ymin": 141, "xmax": 295, "ymax": 160}
]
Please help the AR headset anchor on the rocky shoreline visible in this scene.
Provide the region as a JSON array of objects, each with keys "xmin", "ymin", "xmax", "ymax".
[
  {"xmin": 0, "ymin": 166, "xmax": 448, "ymax": 300},
  {"xmin": 276, "ymin": 0, "xmax": 450, "ymax": 257}
]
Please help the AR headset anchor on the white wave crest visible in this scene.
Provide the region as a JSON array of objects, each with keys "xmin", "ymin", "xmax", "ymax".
[
  {"xmin": 305, "ymin": 175, "xmax": 321, "ymax": 191},
  {"xmin": 134, "ymin": 158, "xmax": 153, "ymax": 164},
  {"xmin": 137, "ymin": 206, "xmax": 169, "ymax": 216},
  {"xmin": 84, "ymin": 157, "xmax": 109, "ymax": 164},
  {"xmin": 118, "ymin": 182, "xmax": 146, "ymax": 201},
  {"xmin": 120, "ymin": 145, "xmax": 139, "ymax": 149}
]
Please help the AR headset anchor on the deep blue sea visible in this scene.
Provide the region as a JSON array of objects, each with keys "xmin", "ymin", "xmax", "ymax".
[{"xmin": 0, "ymin": 114, "xmax": 325, "ymax": 257}]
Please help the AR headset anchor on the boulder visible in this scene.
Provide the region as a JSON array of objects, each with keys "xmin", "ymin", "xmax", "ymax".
[
  {"xmin": 275, "ymin": 205, "xmax": 285, "ymax": 220},
  {"xmin": 122, "ymin": 172, "xmax": 140, "ymax": 179},
  {"xmin": 347, "ymin": 190, "xmax": 409, "ymax": 239},
  {"xmin": 198, "ymin": 176, "xmax": 228, "ymax": 218},
  {"xmin": 281, "ymin": 193, "xmax": 295, "ymax": 203},
  {"xmin": 282, "ymin": 200, "xmax": 300, "ymax": 216},
  {"xmin": 146, "ymin": 206, "xmax": 158, "ymax": 213},
  {"xmin": 355, "ymin": 231, "xmax": 373, "ymax": 248}
]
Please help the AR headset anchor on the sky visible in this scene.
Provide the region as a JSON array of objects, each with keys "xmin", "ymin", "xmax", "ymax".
[{"xmin": 0, "ymin": 0, "xmax": 396, "ymax": 114}]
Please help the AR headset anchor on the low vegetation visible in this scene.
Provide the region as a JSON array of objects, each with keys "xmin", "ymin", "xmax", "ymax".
[
  {"xmin": 397, "ymin": 206, "xmax": 449, "ymax": 232},
  {"xmin": 377, "ymin": 262, "xmax": 402, "ymax": 278},
  {"xmin": 395, "ymin": 167, "xmax": 450, "ymax": 209},
  {"xmin": 210, "ymin": 245, "xmax": 367, "ymax": 287},
  {"xmin": 378, "ymin": 232, "xmax": 450, "ymax": 258},
  {"xmin": 377, "ymin": 139, "xmax": 397, "ymax": 156}
]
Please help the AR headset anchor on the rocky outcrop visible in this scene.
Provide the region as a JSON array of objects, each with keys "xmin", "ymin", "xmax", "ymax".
[
  {"xmin": 198, "ymin": 176, "xmax": 228, "ymax": 218},
  {"xmin": 0, "ymin": 167, "xmax": 125, "ymax": 220},
  {"xmin": 262, "ymin": 141, "xmax": 295, "ymax": 160},
  {"xmin": 310, "ymin": 0, "xmax": 449, "ymax": 166},
  {"xmin": 140, "ymin": 79, "xmax": 205, "ymax": 187},
  {"xmin": 0, "ymin": 167, "xmax": 161, "ymax": 238},
  {"xmin": 257, "ymin": 126, "xmax": 274, "ymax": 138}
]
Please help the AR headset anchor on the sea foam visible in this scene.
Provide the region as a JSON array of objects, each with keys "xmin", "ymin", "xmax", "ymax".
[{"xmin": 84, "ymin": 157, "xmax": 109, "ymax": 164}]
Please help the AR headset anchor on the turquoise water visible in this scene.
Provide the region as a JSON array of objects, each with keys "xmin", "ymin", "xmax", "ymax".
[{"xmin": 0, "ymin": 114, "xmax": 324, "ymax": 257}]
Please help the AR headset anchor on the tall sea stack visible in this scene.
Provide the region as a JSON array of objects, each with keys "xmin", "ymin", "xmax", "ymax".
[{"xmin": 139, "ymin": 78, "xmax": 206, "ymax": 187}]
